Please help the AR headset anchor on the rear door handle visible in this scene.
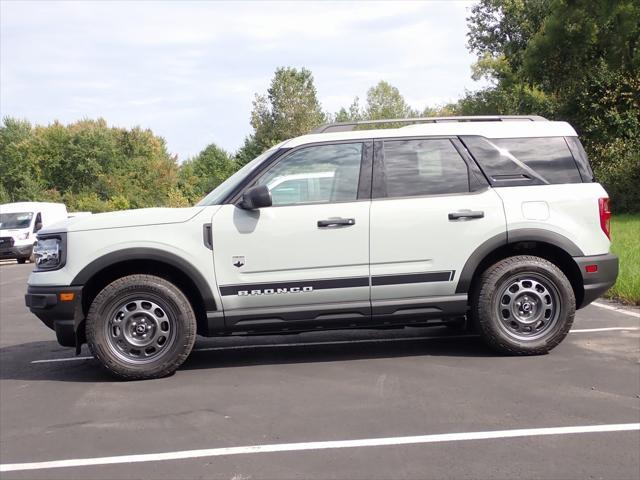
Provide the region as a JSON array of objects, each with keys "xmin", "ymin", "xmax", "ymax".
[
  {"xmin": 448, "ymin": 210, "xmax": 484, "ymax": 220},
  {"xmin": 317, "ymin": 218, "xmax": 356, "ymax": 228}
]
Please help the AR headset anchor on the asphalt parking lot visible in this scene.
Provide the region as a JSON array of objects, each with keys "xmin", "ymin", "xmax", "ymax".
[{"xmin": 0, "ymin": 262, "xmax": 639, "ymax": 480}]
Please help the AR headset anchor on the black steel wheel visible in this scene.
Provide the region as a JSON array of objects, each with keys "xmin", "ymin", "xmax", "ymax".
[
  {"xmin": 87, "ymin": 274, "xmax": 196, "ymax": 380},
  {"xmin": 472, "ymin": 255, "xmax": 575, "ymax": 355}
]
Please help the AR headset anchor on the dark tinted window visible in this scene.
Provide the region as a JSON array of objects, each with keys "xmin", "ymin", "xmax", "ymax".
[
  {"xmin": 461, "ymin": 136, "xmax": 582, "ymax": 186},
  {"xmin": 380, "ymin": 139, "xmax": 469, "ymax": 197},
  {"xmin": 493, "ymin": 137, "xmax": 582, "ymax": 184},
  {"xmin": 565, "ymin": 136, "xmax": 594, "ymax": 182}
]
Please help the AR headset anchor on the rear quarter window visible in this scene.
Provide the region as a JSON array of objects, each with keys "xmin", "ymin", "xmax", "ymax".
[{"xmin": 461, "ymin": 136, "xmax": 583, "ymax": 186}]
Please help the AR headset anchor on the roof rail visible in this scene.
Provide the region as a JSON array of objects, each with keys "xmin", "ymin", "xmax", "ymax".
[{"xmin": 311, "ymin": 115, "xmax": 548, "ymax": 134}]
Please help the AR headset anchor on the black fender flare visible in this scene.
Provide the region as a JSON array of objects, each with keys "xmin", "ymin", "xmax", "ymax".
[
  {"xmin": 455, "ymin": 229, "xmax": 584, "ymax": 294},
  {"xmin": 71, "ymin": 247, "xmax": 216, "ymax": 310}
]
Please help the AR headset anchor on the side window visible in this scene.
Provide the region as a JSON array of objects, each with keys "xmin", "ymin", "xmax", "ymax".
[
  {"xmin": 33, "ymin": 212, "xmax": 42, "ymax": 232},
  {"xmin": 492, "ymin": 137, "xmax": 582, "ymax": 184},
  {"xmin": 461, "ymin": 136, "xmax": 582, "ymax": 186},
  {"xmin": 256, "ymin": 143, "xmax": 363, "ymax": 206},
  {"xmin": 378, "ymin": 139, "xmax": 470, "ymax": 198}
]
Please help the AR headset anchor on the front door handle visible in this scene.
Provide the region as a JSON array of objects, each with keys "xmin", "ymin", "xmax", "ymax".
[
  {"xmin": 317, "ymin": 218, "xmax": 356, "ymax": 228},
  {"xmin": 448, "ymin": 210, "xmax": 485, "ymax": 221}
]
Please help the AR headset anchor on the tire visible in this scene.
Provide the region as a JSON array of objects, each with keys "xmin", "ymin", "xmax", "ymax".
[
  {"xmin": 87, "ymin": 274, "xmax": 197, "ymax": 380},
  {"xmin": 472, "ymin": 255, "xmax": 575, "ymax": 355},
  {"xmin": 16, "ymin": 258, "xmax": 27, "ymax": 264}
]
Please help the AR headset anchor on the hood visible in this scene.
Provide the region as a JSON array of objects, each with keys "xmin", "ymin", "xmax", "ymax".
[{"xmin": 40, "ymin": 207, "xmax": 206, "ymax": 234}]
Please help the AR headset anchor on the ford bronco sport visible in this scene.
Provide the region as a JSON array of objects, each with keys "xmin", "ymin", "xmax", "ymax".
[{"xmin": 25, "ymin": 116, "xmax": 619, "ymax": 379}]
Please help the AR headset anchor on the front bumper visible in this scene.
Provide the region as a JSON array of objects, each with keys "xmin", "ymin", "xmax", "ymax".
[
  {"xmin": 573, "ymin": 253, "xmax": 619, "ymax": 309},
  {"xmin": 25, "ymin": 285, "xmax": 84, "ymax": 347},
  {"xmin": 0, "ymin": 245, "xmax": 33, "ymax": 259}
]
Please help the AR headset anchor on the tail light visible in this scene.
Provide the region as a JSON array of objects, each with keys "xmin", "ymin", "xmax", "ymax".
[{"xmin": 598, "ymin": 197, "xmax": 611, "ymax": 239}]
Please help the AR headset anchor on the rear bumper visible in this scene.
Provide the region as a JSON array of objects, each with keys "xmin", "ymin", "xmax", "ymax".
[
  {"xmin": 573, "ymin": 253, "xmax": 619, "ymax": 309},
  {"xmin": 25, "ymin": 285, "xmax": 84, "ymax": 347},
  {"xmin": 0, "ymin": 245, "xmax": 33, "ymax": 259}
]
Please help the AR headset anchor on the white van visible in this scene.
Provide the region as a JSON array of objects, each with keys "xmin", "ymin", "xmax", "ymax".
[{"xmin": 0, "ymin": 202, "xmax": 68, "ymax": 263}]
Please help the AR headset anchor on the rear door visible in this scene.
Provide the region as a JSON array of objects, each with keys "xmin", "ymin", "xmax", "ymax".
[
  {"xmin": 211, "ymin": 141, "xmax": 373, "ymax": 331},
  {"xmin": 369, "ymin": 137, "xmax": 506, "ymax": 322}
]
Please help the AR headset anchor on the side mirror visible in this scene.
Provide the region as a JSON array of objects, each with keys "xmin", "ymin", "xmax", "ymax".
[
  {"xmin": 34, "ymin": 222, "xmax": 43, "ymax": 232},
  {"xmin": 238, "ymin": 185, "xmax": 272, "ymax": 210}
]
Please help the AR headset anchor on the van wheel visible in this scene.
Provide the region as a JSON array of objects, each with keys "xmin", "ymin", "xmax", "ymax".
[
  {"xmin": 17, "ymin": 258, "xmax": 26, "ymax": 264},
  {"xmin": 87, "ymin": 275, "xmax": 196, "ymax": 380},
  {"xmin": 472, "ymin": 255, "xmax": 575, "ymax": 355}
]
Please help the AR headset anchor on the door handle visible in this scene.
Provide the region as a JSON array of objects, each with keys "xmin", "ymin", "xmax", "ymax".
[
  {"xmin": 317, "ymin": 218, "xmax": 356, "ymax": 228},
  {"xmin": 448, "ymin": 210, "xmax": 485, "ymax": 221}
]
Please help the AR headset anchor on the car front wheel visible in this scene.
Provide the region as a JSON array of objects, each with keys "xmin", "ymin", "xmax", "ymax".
[
  {"xmin": 472, "ymin": 255, "xmax": 575, "ymax": 355},
  {"xmin": 87, "ymin": 274, "xmax": 196, "ymax": 380}
]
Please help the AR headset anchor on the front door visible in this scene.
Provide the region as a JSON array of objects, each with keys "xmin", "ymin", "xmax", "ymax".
[{"xmin": 211, "ymin": 141, "xmax": 373, "ymax": 331}]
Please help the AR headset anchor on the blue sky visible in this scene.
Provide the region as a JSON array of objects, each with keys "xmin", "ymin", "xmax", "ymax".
[{"xmin": 1, "ymin": 0, "xmax": 483, "ymax": 161}]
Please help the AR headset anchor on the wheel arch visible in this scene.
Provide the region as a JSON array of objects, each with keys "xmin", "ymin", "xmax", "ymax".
[
  {"xmin": 456, "ymin": 230, "xmax": 585, "ymax": 308},
  {"xmin": 72, "ymin": 248, "xmax": 217, "ymax": 337}
]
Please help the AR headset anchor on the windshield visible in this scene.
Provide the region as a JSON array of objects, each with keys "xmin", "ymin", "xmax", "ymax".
[
  {"xmin": 197, "ymin": 146, "xmax": 282, "ymax": 206},
  {"xmin": 0, "ymin": 212, "xmax": 33, "ymax": 229}
]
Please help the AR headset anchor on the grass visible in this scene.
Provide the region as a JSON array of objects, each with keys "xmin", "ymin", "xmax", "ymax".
[{"xmin": 605, "ymin": 214, "xmax": 640, "ymax": 305}]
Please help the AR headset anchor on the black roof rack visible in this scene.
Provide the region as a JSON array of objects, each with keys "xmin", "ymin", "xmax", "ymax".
[{"xmin": 311, "ymin": 115, "xmax": 548, "ymax": 134}]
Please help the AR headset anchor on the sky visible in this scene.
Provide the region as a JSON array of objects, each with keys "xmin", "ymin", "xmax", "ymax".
[{"xmin": 1, "ymin": 0, "xmax": 484, "ymax": 161}]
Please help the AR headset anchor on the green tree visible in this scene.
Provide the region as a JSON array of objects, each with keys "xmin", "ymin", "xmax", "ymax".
[
  {"xmin": 0, "ymin": 117, "xmax": 180, "ymax": 211},
  {"xmin": 0, "ymin": 118, "xmax": 43, "ymax": 201},
  {"xmin": 364, "ymin": 81, "xmax": 416, "ymax": 120},
  {"xmin": 250, "ymin": 67, "xmax": 326, "ymax": 150},
  {"xmin": 178, "ymin": 143, "xmax": 237, "ymax": 204},
  {"xmin": 334, "ymin": 97, "xmax": 362, "ymax": 122},
  {"xmin": 233, "ymin": 135, "xmax": 263, "ymax": 167},
  {"xmin": 462, "ymin": 0, "xmax": 640, "ymax": 212}
]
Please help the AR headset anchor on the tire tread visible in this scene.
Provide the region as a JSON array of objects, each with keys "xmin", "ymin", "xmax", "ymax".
[{"xmin": 472, "ymin": 255, "xmax": 575, "ymax": 355}]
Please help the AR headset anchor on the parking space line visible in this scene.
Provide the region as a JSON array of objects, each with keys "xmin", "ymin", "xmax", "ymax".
[
  {"xmin": 31, "ymin": 356, "xmax": 93, "ymax": 364},
  {"xmin": 570, "ymin": 327, "xmax": 639, "ymax": 333},
  {"xmin": 592, "ymin": 302, "xmax": 640, "ymax": 318},
  {"xmin": 28, "ymin": 327, "xmax": 639, "ymax": 365},
  {"xmin": 1, "ymin": 423, "xmax": 637, "ymax": 472}
]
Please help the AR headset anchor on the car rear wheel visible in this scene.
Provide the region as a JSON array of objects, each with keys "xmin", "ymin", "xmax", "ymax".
[
  {"xmin": 87, "ymin": 274, "xmax": 196, "ymax": 380},
  {"xmin": 472, "ymin": 255, "xmax": 575, "ymax": 355}
]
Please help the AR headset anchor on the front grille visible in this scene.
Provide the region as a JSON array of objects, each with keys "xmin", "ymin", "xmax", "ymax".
[{"xmin": 0, "ymin": 237, "xmax": 15, "ymax": 248}]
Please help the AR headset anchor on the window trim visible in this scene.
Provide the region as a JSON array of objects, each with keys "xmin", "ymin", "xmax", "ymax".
[
  {"xmin": 372, "ymin": 136, "xmax": 475, "ymax": 200},
  {"xmin": 231, "ymin": 139, "xmax": 374, "ymax": 208}
]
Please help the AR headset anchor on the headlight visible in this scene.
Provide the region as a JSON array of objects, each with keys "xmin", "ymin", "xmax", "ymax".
[
  {"xmin": 17, "ymin": 232, "xmax": 30, "ymax": 240},
  {"xmin": 33, "ymin": 237, "xmax": 63, "ymax": 270}
]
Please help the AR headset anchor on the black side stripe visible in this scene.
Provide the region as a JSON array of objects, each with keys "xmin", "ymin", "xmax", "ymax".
[
  {"xmin": 371, "ymin": 271, "xmax": 455, "ymax": 286},
  {"xmin": 219, "ymin": 271, "xmax": 455, "ymax": 296},
  {"xmin": 219, "ymin": 277, "xmax": 369, "ymax": 296}
]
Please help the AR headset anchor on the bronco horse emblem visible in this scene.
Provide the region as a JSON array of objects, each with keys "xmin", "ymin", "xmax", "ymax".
[{"xmin": 232, "ymin": 256, "xmax": 245, "ymax": 268}]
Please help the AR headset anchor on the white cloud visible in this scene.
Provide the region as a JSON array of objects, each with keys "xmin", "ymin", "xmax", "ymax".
[{"xmin": 0, "ymin": 0, "xmax": 483, "ymax": 159}]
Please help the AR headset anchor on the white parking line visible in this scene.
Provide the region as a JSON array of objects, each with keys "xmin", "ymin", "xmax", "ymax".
[
  {"xmin": 31, "ymin": 356, "xmax": 93, "ymax": 364},
  {"xmin": 570, "ymin": 327, "xmax": 639, "ymax": 333},
  {"xmin": 1, "ymin": 423, "xmax": 637, "ymax": 473},
  {"xmin": 592, "ymin": 302, "xmax": 640, "ymax": 318},
  {"xmin": 29, "ymin": 327, "xmax": 639, "ymax": 365}
]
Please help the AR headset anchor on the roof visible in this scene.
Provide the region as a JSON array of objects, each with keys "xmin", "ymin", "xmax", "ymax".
[
  {"xmin": 282, "ymin": 119, "xmax": 578, "ymax": 149},
  {"xmin": 0, "ymin": 202, "xmax": 66, "ymax": 213}
]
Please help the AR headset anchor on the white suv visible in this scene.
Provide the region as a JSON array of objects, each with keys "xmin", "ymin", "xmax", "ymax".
[{"xmin": 25, "ymin": 116, "xmax": 619, "ymax": 379}]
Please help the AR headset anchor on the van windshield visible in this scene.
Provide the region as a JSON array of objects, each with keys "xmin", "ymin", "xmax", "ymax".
[{"xmin": 0, "ymin": 212, "xmax": 33, "ymax": 229}]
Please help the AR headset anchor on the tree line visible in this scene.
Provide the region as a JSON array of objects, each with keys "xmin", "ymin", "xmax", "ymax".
[{"xmin": 1, "ymin": 0, "xmax": 638, "ymax": 212}]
